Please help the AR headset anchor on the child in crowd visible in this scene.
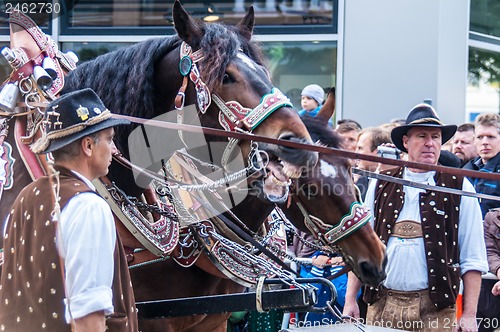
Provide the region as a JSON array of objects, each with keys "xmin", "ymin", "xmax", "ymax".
[{"xmin": 298, "ymin": 84, "xmax": 324, "ymax": 117}]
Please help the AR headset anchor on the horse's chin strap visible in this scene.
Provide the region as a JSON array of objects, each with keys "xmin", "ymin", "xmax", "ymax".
[{"xmin": 293, "ymin": 198, "xmax": 371, "ymax": 245}]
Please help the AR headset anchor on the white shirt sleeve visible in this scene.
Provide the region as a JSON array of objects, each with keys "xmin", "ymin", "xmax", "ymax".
[
  {"xmin": 364, "ymin": 179, "xmax": 378, "ymax": 228},
  {"xmin": 58, "ymin": 192, "xmax": 116, "ymax": 322},
  {"xmin": 458, "ymin": 178, "xmax": 489, "ymax": 275}
]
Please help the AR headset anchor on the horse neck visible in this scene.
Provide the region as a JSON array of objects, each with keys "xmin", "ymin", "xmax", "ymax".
[
  {"xmin": 107, "ymin": 161, "xmax": 149, "ymax": 198},
  {"xmin": 278, "ymin": 197, "xmax": 312, "ymax": 234}
]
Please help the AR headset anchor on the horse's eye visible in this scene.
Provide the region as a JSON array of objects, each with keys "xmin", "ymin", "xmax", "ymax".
[{"xmin": 223, "ymin": 73, "xmax": 233, "ymax": 84}]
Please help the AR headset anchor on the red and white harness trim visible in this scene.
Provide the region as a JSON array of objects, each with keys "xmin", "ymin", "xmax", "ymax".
[
  {"xmin": 213, "ymin": 88, "xmax": 292, "ymax": 132},
  {"xmin": 299, "ymin": 201, "xmax": 371, "ymax": 245}
]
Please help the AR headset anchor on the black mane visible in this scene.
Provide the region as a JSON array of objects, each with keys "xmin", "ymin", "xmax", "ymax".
[
  {"xmin": 198, "ymin": 23, "xmax": 265, "ymax": 91},
  {"xmin": 62, "ymin": 37, "xmax": 178, "ymax": 120}
]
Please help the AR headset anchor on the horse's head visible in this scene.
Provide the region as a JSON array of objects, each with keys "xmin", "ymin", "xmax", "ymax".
[
  {"xmin": 155, "ymin": 1, "xmax": 318, "ymax": 204},
  {"xmin": 283, "ymin": 116, "xmax": 386, "ymax": 287}
]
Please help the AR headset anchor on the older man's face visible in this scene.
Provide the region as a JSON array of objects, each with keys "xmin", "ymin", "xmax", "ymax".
[
  {"xmin": 452, "ymin": 130, "xmax": 477, "ymax": 162},
  {"xmin": 403, "ymin": 127, "xmax": 442, "ymax": 170}
]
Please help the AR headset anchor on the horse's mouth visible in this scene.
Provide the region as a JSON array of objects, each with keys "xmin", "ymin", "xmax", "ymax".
[{"xmin": 255, "ymin": 159, "xmax": 302, "ymax": 203}]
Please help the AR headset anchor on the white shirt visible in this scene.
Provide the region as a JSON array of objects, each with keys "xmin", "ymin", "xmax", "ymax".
[
  {"xmin": 57, "ymin": 171, "xmax": 116, "ymax": 322},
  {"xmin": 365, "ymin": 168, "xmax": 488, "ymax": 291}
]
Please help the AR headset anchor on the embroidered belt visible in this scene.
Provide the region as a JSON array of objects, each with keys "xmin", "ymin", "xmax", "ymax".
[
  {"xmin": 392, "ymin": 220, "xmax": 423, "ymax": 239},
  {"xmin": 380, "ymin": 286, "xmax": 428, "ymax": 298}
]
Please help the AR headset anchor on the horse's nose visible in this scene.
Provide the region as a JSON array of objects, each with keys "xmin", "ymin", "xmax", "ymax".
[{"xmin": 359, "ymin": 259, "xmax": 387, "ymax": 287}]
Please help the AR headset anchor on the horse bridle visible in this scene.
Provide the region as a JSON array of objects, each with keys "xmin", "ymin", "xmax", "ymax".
[
  {"xmin": 173, "ymin": 41, "xmax": 293, "ymax": 168},
  {"xmin": 291, "ymin": 193, "xmax": 371, "ymax": 246}
]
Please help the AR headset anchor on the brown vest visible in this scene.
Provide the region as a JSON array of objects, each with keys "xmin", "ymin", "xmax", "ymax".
[
  {"xmin": 363, "ymin": 167, "xmax": 462, "ymax": 310},
  {"xmin": 0, "ymin": 167, "xmax": 138, "ymax": 331}
]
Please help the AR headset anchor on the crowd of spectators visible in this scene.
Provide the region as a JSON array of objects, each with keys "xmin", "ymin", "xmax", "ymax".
[{"xmin": 286, "ymin": 83, "xmax": 500, "ymax": 332}]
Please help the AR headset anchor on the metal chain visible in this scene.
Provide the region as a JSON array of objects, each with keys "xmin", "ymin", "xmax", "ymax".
[
  {"xmin": 204, "ymin": 225, "xmax": 314, "ymax": 291},
  {"xmin": 169, "ymin": 168, "xmax": 251, "ymax": 192},
  {"xmin": 269, "ymin": 209, "xmax": 342, "ymax": 268},
  {"xmin": 107, "ymin": 182, "xmax": 181, "ymax": 222},
  {"xmin": 133, "ymin": 201, "xmax": 178, "ymax": 221}
]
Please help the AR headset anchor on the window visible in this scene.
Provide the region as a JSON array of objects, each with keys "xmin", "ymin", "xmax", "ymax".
[
  {"xmin": 262, "ymin": 40, "xmax": 337, "ymax": 108},
  {"xmin": 467, "ymin": 47, "xmax": 500, "ymax": 118},
  {"xmin": 470, "ymin": 0, "xmax": 500, "ymax": 39},
  {"xmin": 61, "ymin": 0, "xmax": 338, "ymax": 34},
  {"xmin": 60, "ymin": 40, "xmax": 338, "ymax": 111}
]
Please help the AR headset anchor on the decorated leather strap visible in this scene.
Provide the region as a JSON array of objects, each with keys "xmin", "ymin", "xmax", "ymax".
[
  {"xmin": 194, "ymin": 220, "xmax": 286, "ymax": 287},
  {"xmin": 214, "ymin": 87, "xmax": 292, "ymax": 132},
  {"xmin": 174, "ymin": 42, "xmax": 208, "ymax": 148},
  {"xmin": 174, "ymin": 42, "xmax": 209, "ymax": 112},
  {"xmin": 324, "ymin": 202, "xmax": 370, "ymax": 244},
  {"xmin": 214, "ymin": 88, "xmax": 292, "ymax": 168},
  {"xmin": 300, "ymin": 201, "xmax": 370, "ymax": 245},
  {"xmin": 9, "ymin": 10, "xmax": 70, "ymax": 96},
  {"xmin": 93, "ymin": 177, "xmax": 179, "ymax": 257}
]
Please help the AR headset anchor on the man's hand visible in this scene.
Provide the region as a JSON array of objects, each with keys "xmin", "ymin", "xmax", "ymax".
[
  {"xmin": 492, "ymin": 280, "xmax": 500, "ymax": 296},
  {"xmin": 342, "ymin": 271, "xmax": 362, "ymax": 319},
  {"xmin": 455, "ymin": 313, "xmax": 478, "ymax": 332},
  {"xmin": 311, "ymin": 255, "xmax": 330, "ymax": 268},
  {"xmin": 342, "ymin": 298, "xmax": 360, "ymax": 319}
]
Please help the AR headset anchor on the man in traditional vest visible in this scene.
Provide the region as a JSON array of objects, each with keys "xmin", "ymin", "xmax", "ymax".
[
  {"xmin": 343, "ymin": 103, "xmax": 488, "ymax": 331},
  {"xmin": 0, "ymin": 88, "xmax": 138, "ymax": 331}
]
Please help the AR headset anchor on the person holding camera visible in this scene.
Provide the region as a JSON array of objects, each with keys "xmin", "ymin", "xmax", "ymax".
[
  {"xmin": 343, "ymin": 103, "xmax": 488, "ymax": 331},
  {"xmin": 355, "ymin": 127, "xmax": 397, "ymax": 200}
]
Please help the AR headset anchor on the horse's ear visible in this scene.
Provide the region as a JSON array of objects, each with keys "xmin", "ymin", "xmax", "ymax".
[
  {"xmin": 316, "ymin": 87, "xmax": 336, "ymax": 124},
  {"xmin": 173, "ymin": 0, "xmax": 203, "ymax": 47},
  {"xmin": 236, "ymin": 6, "xmax": 255, "ymax": 41}
]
